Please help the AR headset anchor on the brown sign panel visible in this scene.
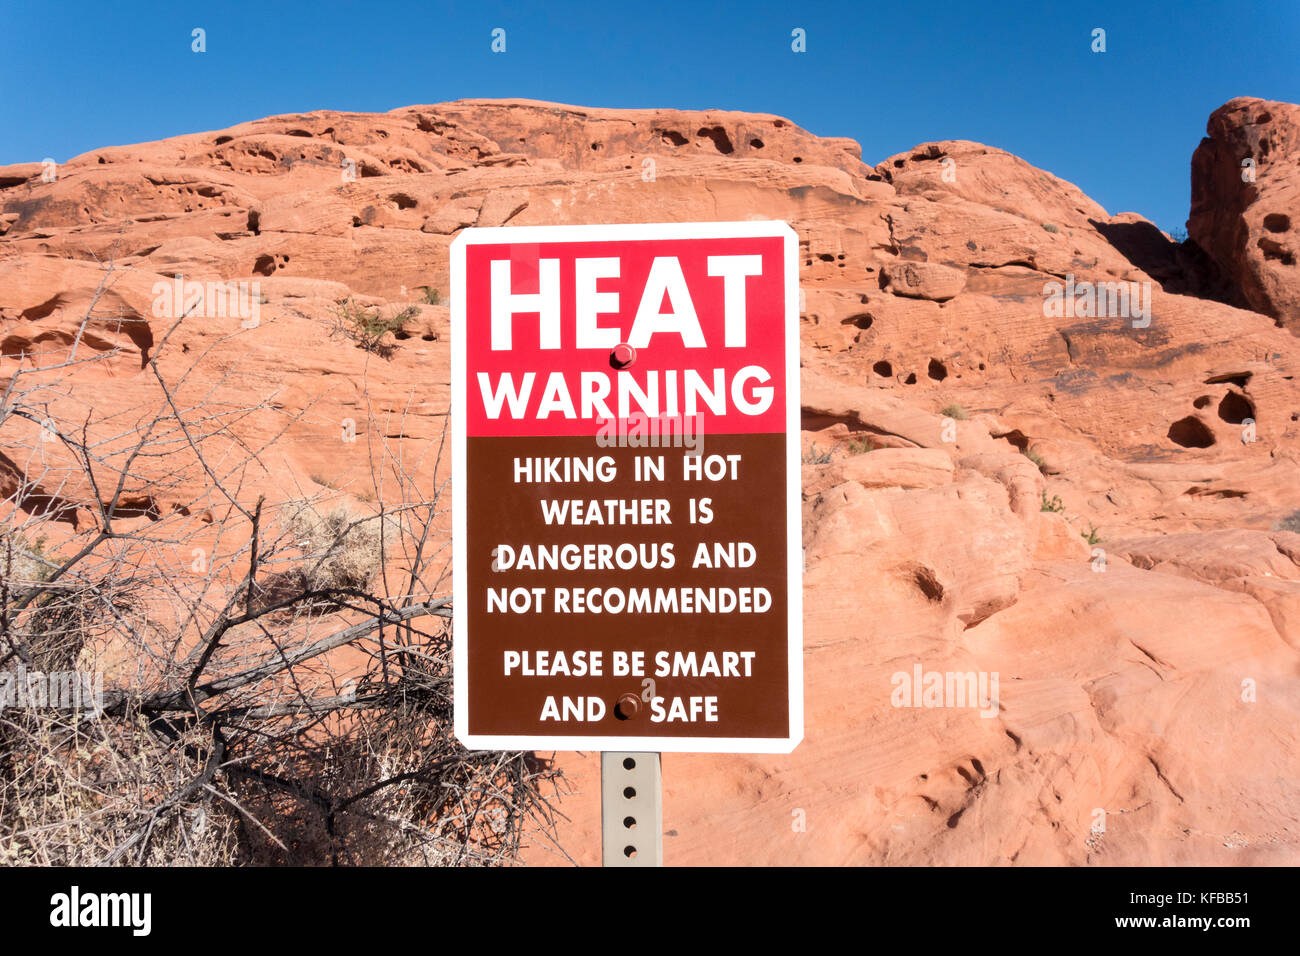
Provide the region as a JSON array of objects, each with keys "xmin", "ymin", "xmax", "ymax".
[{"xmin": 452, "ymin": 222, "xmax": 801, "ymax": 752}]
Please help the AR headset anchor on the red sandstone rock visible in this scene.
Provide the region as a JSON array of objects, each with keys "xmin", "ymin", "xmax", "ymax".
[
  {"xmin": 880, "ymin": 260, "xmax": 967, "ymax": 301},
  {"xmin": 1190, "ymin": 97, "xmax": 1300, "ymax": 326}
]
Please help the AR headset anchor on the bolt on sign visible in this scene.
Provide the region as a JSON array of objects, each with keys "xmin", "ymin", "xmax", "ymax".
[{"xmin": 451, "ymin": 221, "xmax": 802, "ymax": 753}]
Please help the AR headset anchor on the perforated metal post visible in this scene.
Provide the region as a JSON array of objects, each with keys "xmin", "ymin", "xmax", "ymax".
[{"xmin": 601, "ymin": 752, "xmax": 662, "ymax": 866}]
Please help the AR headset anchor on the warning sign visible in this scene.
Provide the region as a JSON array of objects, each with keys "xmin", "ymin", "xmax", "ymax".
[{"xmin": 451, "ymin": 221, "xmax": 801, "ymax": 753}]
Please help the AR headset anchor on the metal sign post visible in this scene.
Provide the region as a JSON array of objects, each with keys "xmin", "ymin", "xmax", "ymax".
[{"xmin": 601, "ymin": 752, "xmax": 662, "ymax": 866}]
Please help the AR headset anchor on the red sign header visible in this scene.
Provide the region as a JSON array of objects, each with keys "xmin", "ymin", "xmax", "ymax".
[{"xmin": 460, "ymin": 232, "xmax": 789, "ymax": 437}]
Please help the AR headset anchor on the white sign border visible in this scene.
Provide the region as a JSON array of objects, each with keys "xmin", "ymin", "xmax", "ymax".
[{"xmin": 450, "ymin": 220, "xmax": 803, "ymax": 754}]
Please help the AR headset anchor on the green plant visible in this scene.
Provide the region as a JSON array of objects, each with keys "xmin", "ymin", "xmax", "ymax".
[
  {"xmin": 1274, "ymin": 509, "xmax": 1300, "ymax": 533},
  {"xmin": 1022, "ymin": 446, "xmax": 1046, "ymax": 472},
  {"xmin": 847, "ymin": 436, "xmax": 876, "ymax": 455},
  {"xmin": 1041, "ymin": 222, "xmax": 1059, "ymax": 233},
  {"xmin": 332, "ymin": 298, "xmax": 419, "ymax": 356},
  {"xmin": 802, "ymin": 443, "xmax": 833, "ymax": 465},
  {"xmin": 1041, "ymin": 491, "xmax": 1064, "ymax": 513},
  {"xmin": 940, "ymin": 404, "xmax": 968, "ymax": 420},
  {"xmin": 1081, "ymin": 523, "xmax": 1103, "ymax": 545},
  {"xmin": 419, "ymin": 286, "xmax": 441, "ymax": 305}
]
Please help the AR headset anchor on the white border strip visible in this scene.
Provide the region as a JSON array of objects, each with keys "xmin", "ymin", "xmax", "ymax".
[{"xmin": 451, "ymin": 220, "xmax": 803, "ymax": 754}]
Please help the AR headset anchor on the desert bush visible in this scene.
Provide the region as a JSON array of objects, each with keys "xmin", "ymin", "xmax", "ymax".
[
  {"xmin": 802, "ymin": 443, "xmax": 833, "ymax": 465},
  {"xmin": 940, "ymin": 404, "xmax": 968, "ymax": 420},
  {"xmin": 0, "ymin": 272, "xmax": 564, "ymax": 866},
  {"xmin": 419, "ymin": 286, "xmax": 441, "ymax": 305},
  {"xmin": 283, "ymin": 500, "xmax": 383, "ymax": 591},
  {"xmin": 1041, "ymin": 491, "xmax": 1065, "ymax": 513},
  {"xmin": 331, "ymin": 298, "xmax": 419, "ymax": 356},
  {"xmin": 0, "ymin": 704, "xmax": 243, "ymax": 866}
]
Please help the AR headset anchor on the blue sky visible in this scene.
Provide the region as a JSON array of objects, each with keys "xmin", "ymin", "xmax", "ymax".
[{"xmin": 2, "ymin": 0, "xmax": 1297, "ymax": 233}]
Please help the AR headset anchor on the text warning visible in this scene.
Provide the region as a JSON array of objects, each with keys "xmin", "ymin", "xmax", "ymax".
[{"xmin": 452, "ymin": 221, "xmax": 802, "ymax": 753}]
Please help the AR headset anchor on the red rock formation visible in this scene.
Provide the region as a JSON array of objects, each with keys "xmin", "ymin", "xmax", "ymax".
[
  {"xmin": 2, "ymin": 98, "xmax": 1298, "ymax": 866},
  {"xmin": 1190, "ymin": 97, "xmax": 1300, "ymax": 326}
]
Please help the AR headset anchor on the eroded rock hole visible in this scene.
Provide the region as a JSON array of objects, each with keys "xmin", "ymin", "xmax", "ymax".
[
  {"xmin": 696, "ymin": 127, "xmax": 734, "ymax": 154},
  {"xmin": 913, "ymin": 567, "xmax": 945, "ymax": 603},
  {"xmin": 873, "ymin": 360, "xmax": 893, "ymax": 377},
  {"xmin": 20, "ymin": 295, "xmax": 62, "ymax": 321},
  {"xmin": 1217, "ymin": 391, "xmax": 1254, "ymax": 424},
  {"xmin": 1264, "ymin": 213, "xmax": 1291, "ymax": 233},
  {"xmin": 927, "ymin": 358, "xmax": 948, "ymax": 381},
  {"xmin": 1168, "ymin": 416, "xmax": 1215, "ymax": 448},
  {"xmin": 1205, "ymin": 371, "xmax": 1251, "ymax": 387},
  {"xmin": 1000, "ymin": 429, "xmax": 1030, "ymax": 451},
  {"xmin": 1258, "ymin": 237, "xmax": 1295, "ymax": 265},
  {"xmin": 252, "ymin": 255, "xmax": 276, "ymax": 276}
]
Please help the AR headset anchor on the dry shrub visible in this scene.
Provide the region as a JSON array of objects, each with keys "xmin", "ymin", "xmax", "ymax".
[
  {"xmin": 0, "ymin": 707, "xmax": 242, "ymax": 866},
  {"xmin": 0, "ymin": 274, "xmax": 567, "ymax": 866},
  {"xmin": 250, "ymin": 500, "xmax": 385, "ymax": 613}
]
